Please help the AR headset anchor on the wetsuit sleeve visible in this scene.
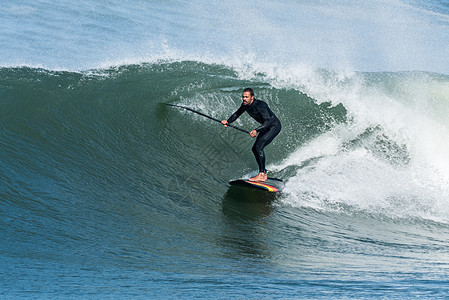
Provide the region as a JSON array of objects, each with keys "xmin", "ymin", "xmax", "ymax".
[
  {"xmin": 254, "ymin": 102, "xmax": 274, "ymax": 132},
  {"xmin": 227, "ymin": 104, "xmax": 246, "ymax": 124}
]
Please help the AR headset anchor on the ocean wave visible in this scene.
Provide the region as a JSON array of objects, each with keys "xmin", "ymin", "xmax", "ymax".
[{"xmin": 1, "ymin": 62, "xmax": 449, "ymax": 223}]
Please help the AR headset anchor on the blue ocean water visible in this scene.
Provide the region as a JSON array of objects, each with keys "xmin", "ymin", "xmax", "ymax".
[{"xmin": 2, "ymin": 0, "xmax": 449, "ymax": 298}]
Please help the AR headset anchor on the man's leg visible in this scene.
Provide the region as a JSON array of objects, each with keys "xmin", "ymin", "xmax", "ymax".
[{"xmin": 250, "ymin": 123, "xmax": 281, "ymax": 182}]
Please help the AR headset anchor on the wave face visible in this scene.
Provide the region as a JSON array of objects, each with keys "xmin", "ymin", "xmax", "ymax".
[
  {"xmin": 2, "ymin": 0, "xmax": 449, "ymax": 298},
  {"xmin": 2, "ymin": 62, "xmax": 449, "ymax": 297}
]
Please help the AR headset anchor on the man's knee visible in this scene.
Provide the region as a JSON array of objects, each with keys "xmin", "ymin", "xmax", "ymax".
[
  {"xmin": 252, "ymin": 144, "xmax": 258, "ymax": 155},
  {"xmin": 252, "ymin": 143, "xmax": 263, "ymax": 156}
]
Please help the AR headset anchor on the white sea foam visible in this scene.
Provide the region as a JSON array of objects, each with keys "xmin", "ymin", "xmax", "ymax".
[{"xmin": 264, "ymin": 67, "xmax": 449, "ymax": 222}]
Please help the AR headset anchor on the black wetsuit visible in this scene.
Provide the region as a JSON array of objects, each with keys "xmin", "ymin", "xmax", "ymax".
[{"xmin": 227, "ymin": 99, "xmax": 281, "ymax": 173}]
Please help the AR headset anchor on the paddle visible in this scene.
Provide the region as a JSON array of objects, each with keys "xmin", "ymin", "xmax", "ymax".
[{"xmin": 165, "ymin": 103, "xmax": 250, "ymax": 134}]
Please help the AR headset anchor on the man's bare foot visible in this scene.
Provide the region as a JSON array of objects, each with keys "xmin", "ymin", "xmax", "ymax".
[{"xmin": 249, "ymin": 172, "xmax": 267, "ymax": 182}]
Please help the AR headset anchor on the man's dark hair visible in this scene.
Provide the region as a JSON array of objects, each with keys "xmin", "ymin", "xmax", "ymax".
[{"xmin": 243, "ymin": 88, "xmax": 254, "ymax": 97}]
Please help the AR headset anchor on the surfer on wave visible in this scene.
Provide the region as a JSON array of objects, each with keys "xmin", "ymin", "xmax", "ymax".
[{"xmin": 221, "ymin": 88, "xmax": 281, "ymax": 183}]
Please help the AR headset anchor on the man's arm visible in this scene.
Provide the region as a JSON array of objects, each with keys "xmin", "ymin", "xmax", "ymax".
[{"xmin": 222, "ymin": 104, "xmax": 246, "ymax": 126}]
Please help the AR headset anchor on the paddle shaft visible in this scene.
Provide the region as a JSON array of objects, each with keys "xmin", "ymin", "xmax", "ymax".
[{"xmin": 165, "ymin": 103, "xmax": 250, "ymax": 134}]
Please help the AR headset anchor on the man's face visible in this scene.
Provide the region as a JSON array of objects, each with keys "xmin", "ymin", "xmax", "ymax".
[{"xmin": 242, "ymin": 91, "xmax": 254, "ymax": 105}]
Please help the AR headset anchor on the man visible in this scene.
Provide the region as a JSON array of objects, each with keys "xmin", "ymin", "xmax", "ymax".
[{"xmin": 221, "ymin": 88, "xmax": 281, "ymax": 183}]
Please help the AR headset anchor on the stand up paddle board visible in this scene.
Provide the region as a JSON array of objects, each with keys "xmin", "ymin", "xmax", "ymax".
[{"xmin": 229, "ymin": 177, "xmax": 284, "ymax": 193}]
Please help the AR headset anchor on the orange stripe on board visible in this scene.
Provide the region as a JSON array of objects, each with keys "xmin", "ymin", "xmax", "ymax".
[{"xmin": 246, "ymin": 181, "xmax": 278, "ymax": 192}]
